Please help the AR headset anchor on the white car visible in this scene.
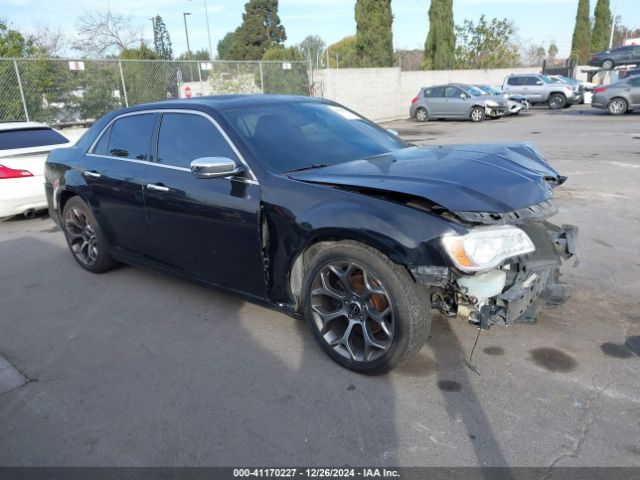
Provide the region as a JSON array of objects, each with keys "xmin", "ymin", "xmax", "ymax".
[{"xmin": 0, "ymin": 122, "xmax": 74, "ymax": 219}]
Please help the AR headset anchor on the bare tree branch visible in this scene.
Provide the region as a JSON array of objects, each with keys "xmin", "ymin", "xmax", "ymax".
[
  {"xmin": 74, "ymin": 9, "xmax": 143, "ymax": 57},
  {"xmin": 34, "ymin": 23, "xmax": 68, "ymax": 57}
]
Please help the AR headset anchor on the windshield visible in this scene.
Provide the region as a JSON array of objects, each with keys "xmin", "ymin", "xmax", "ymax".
[
  {"xmin": 540, "ymin": 75, "xmax": 556, "ymax": 84},
  {"xmin": 462, "ymin": 85, "xmax": 487, "ymax": 97},
  {"xmin": 478, "ymin": 85, "xmax": 500, "ymax": 95},
  {"xmin": 222, "ymin": 102, "xmax": 407, "ymax": 174}
]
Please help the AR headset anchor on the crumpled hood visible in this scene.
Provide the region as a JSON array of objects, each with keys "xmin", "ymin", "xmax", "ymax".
[{"xmin": 288, "ymin": 143, "xmax": 565, "ymax": 213}]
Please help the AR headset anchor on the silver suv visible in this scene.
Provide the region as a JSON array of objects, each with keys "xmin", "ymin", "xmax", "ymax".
[{"xmin": 502, "ymin": 74, "xmax": 579, "ymax": 109}]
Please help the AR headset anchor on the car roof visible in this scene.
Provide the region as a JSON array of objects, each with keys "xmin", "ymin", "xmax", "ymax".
[
  {"xmin": 124, "ymin": 94, "xmax": 326, "ymax": 113},
  {"xmin": 0, "ymin": 121, "xmax": 51, "ymax": 132}
]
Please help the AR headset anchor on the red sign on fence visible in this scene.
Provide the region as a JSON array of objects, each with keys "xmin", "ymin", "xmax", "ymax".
[{"xmin": 184, "ymin": 86, "xmax": 192, "ymax": 98}]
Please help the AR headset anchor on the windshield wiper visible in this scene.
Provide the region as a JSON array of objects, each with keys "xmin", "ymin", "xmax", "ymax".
[{"xmin": 285, "ymin": 163, "xmax": 329, "ymax": 174}]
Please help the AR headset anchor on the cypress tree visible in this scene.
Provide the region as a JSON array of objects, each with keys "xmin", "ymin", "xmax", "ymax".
[
  {"xmin": 423, "ymin": 0, "xmax": 455, "ymax": 70},
  {"xmin": 571, "ymin": 0, "xmax": 591, "ymax": 63},
  {"xmin": 152, "ymin": 15, "xmax": 173, "ymax": 60},
  {"xmin": 592, "ymin": 0, "xmax": 611, "ymax": 52},
  {"xmin": 226, "ymin": 0, "xmax": 286, "ymax": 60},
  {"xmin": 354, "ymin": 0, "xmax": 394, "ymax": 67}
]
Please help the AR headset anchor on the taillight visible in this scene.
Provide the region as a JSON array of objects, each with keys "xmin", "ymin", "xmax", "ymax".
[
  {"xmin": 411, "ymin": 96, "xmax": 418, "ymax": 104},
  {"xmin": 0, "ymin": 164, "xmax": 34, "ymax": 179},
  {"xmin": 593, "ymin": 86, "xmax": 608, "ymax": 94}
]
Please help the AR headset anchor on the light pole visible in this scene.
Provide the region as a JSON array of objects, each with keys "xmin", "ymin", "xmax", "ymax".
[
  {"xmin": 189, "ymin": 0, "xmax": 214, "ymax": 60},
  {"xmin": 150, "ymin": 17, "xmax": 156, "ymax": 47},
  {"xmin": 183, "ymin": 12, "xmax": 194, "ymax": 79},
  {"xmin": 608, "ymin": 0, "xmax": 619, "ymax": 48}
]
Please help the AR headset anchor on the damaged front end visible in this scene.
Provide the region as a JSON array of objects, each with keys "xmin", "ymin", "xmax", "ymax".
[{"xmin": 415, "ymin": 202, "xmax": 577, "ymax": 330}]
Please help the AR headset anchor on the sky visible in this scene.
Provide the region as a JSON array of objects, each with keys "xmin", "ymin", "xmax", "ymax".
[{"xmin": 2, "ymin": 0, "xmax": 640, "ymax": 58}]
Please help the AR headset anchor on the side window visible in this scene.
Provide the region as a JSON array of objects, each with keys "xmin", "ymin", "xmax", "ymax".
[
  {"xmin": 629, "ymin": 77, "xmax": 640, "ymax": 87},
  {"xmin": 157, "ymin": 113, "xmax": 238, "ymax": 169},
  {"xmin": 524, "ymin": 77, "xmax": 541, "ymax": 86},
  {"xmin": 424, "ymin": 87, "xmax": 444, "ymax": 98},
  {"xmin": 93, "ymin": 125, "xmax": 111, "ymax": 155},
  {"xmin": 445, "ymin": 87, "xmax": 462, "ymax": 98},
  {"xmin": 507, "ymin": 77, "xmax": 522, "ymax": 86},
  {"xmin": 107, "ymin": 114, "xmax": 155, "ymax": 160}
]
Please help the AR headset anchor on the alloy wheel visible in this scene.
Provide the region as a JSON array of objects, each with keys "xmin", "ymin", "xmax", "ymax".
[
  {"xmin": 64, "ymin": 207, "xmax": 99, "ymax": 266},
  {"xmin": 609, "ymin": 99, "xmax": 626, "ymax": 114},
  {"xmin": 309, "ymin": 261, "xmax": 395, "ymax": 362},
  {"xmin": 416, "ymin": 108, "xmax": 427, "ymax": 122},
  {"xmin": 470, "ymin": 108, "xmax": 483, "ymax": 122}
]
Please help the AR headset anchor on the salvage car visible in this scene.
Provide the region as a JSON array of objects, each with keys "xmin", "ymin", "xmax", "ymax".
[
  {"xmin": 591, "ymin": 75, "xmax": 640, "ymax": 114},
  {"xmin": 473, "ymin": 84, "xmax": 529, "ymax": 115},
  {"xmin": 45, "ymin": 96, "xmax": 577, "ymax": 374},
  {"xmin": 410, "ymin": 84, "xmax": 508, "ymax": 122},
  {"xmin": 1, "ymin": 122, "xmax": 73, "ymax": 219}
]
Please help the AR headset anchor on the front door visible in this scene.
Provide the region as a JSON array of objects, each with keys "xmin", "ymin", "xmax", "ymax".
[
  {"xmin": 444, "ymin": 86, "xmax": 469, "ymax": 118},
  {"xmin": 142, "ymin": 111, "xmax": 266, "ymax": 298},
  {"xmin": 83, "ymin": 113, "xmax": 155, "ymax": 254}
]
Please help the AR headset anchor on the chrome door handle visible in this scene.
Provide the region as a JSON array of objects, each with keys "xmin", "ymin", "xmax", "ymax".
[
  {"xmin": 146, "ymin": 184, "xmax": 170, "ymax": 192},
  {"xmin": 83, "ymin": 170, "xmax": 101, "ymax": 178}
]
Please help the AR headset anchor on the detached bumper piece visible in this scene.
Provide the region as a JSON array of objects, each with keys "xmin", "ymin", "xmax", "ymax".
[{"xmin": 469, "ymin": 221, "xmax": 577, "ymax": 330}]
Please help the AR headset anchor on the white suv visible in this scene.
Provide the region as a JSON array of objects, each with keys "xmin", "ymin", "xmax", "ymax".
[{"xmin": 0, "ymin": 122, "xmax": 73, "ymax": 219}]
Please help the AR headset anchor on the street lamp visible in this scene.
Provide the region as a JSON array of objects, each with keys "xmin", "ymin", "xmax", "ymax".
[
  {"xmin": 188, "ymin": 0, "xmax": 214, "ymax": 60},
  {"xmin": 183, "ymin": 12, "xmax": 194, "ymax": 78}
]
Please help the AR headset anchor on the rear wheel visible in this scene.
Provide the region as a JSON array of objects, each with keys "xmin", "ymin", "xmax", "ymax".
[
  {"xmin": 548, "ymin": 94, "xmax": 566, "ymax": 110},
  {"xmin": 62, "ymin": 197, "xmax": 117, "ymax": 273},
  {"xmin": 608, "ymin": 97, "xmax": 628, "ymax": 115},
  {"xmin": 601, "ymin": 59, "xmax": 614, "ymax": 70},
  {"xmin": 415, "ymin": 107, "xmax": 428, "ymax": 122},
  {"xmin": 301, "ymin": 241, "xmax": 431, "ymax": 375},
  {"xmin": 469, "ymin": 106, "xmax": 485, "ymax": 122}
]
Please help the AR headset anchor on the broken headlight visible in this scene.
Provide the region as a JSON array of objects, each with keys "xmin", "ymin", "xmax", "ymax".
[{"xmin": 441, "ymin": 225, "xmax": 535, "ymax": 272}]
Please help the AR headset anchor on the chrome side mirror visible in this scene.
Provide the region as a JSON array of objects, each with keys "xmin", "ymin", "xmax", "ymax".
[{"xmin": 190, "ymin": 157, "xmax": 243, "ymax": 179}]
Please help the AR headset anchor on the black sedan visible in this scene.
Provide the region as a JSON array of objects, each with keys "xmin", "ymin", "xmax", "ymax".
[
  {"xmin": 45, "ymin": 95, "xmax": 576, "ymax": 374},
  {"xmin": 589, "ymin": 44, "xmax": 640, "ymax": 70}
]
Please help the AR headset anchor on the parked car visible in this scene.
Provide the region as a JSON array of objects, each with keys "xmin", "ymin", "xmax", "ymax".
[
  {"xmin": 502, "ymin": 74, "xmax": 580, "ymax": 109},
  {"xmin": 410, "ymin": 84, "xmax": 508, "ymax": 122},
  {"xmin": 591, "ymin": 75, "xmax": 640, "ymax": 114},
  {"xmin": 0, "ymin": 122, "xmax": 73, "ymax": 219},
  {"xmin": 45, "ymin": 96, "xmax": 576, "ymax": 374},
  {"xmin": 589, "ymin": 45, "xmax": 640, "ymax": 70},
  {"xmin": 473, "ymin": 84, "xmax": 529, "ymax": 115},
  {"xmin": 546, "ymin": 75, "xmax": 585, "ymax": 104},
  {"xmin": 548, "ymin": 75, "xmax": 595, "ymax": 91}
]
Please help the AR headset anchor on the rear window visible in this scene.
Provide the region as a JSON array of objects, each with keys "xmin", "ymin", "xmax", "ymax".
[
  {"xmin": 424, "ymin": 87, "xmax": 444, "ymax": 98},
  {"xmin": 0, "ymin": 127, "xmax": 68, "ymax": 150}
]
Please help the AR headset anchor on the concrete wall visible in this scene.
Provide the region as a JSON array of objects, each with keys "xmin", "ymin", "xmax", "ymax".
[{"xmin": 312, "ymin": 66, "xmax": 596, "ymax": 122}]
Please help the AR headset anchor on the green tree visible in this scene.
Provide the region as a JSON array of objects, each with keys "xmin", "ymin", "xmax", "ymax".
[
  {"xmin": 592, "ymin": 0, "xmax": 611, "ymax": 52},
  {"xmin": 354, "ymin": 0, "xmax": 394, "ymax": 67},
  {"xmin": 217, "ymin": 32, "xmax": 236, "ymax": 60},
  {"xmin": 153, "ymin": 15, "xmax": 173, "ymax": 60},
  {"xmin": 225, "ymin": 0, "xmax": 286, "ymax": 60},
  {"xmin": 548, "ymin": 42, "xmax": 559, "ymax": 63},
  {"xmin": 119, "ymin": 43, "xmax": 171, "ymax": 105},
  {"xmin": 324, "ymin": 36, "xmax": 359, "ymax": 68},
  {"xmin": 261, "ymin": 46, "xmax": 308, "ymax": 95},
  {"xmin": 423, "ymin": 0, "xmax": 455, "ymax": 70},
  {"xmin": 178, "ymin": 49, "xmax": 210, "ymax": 61},
  {"xmin": 0, "ymin": 19, "xmax": 39, "ymax": 57},
  {"xmin": 454, "ymin": 16, "xmax": 520, "ymax": 69},
  {"xmin": 78, "ymin": 63, "xmax": 122, "ymax": 121},
  {"xmin": 298, "ymin": 35, "xmax": 325, "ymax": 67},
  {"xmin": 571, "ymin": 0, "xmax": 591, "ymax": 63}
]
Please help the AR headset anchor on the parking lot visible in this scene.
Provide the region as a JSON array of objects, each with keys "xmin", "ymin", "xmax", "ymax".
[{"xmin": 1, "ymin": 105, "xmax": 639, "ymax": 467}]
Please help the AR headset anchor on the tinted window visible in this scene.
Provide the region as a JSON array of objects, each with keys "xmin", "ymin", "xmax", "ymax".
[
  {"xmin": 222, "ymin": 102, "xmax": 406, "ymax": 174},
  {"xmin": 424, "ymin": 87, "xmax": 444, "ymax": 98},
  {"xmin": 445, "ymin": 87, "xmax": 463, "ymax": 98},
  {"xmin": 613, "ymin": 46, "xmax": 632, "ymax": 53},
  {"xmin": 629, "ymin": 77, "xmax": 640, "ymax": 87},
  {"xmin": 507, "ymin": 77, "xmax": 522, "ymax": 86},
  {"xmin": 93, "ymin": 125, "xmax": 111, "ymax": 155},
  {"xmin": 157, "ymin": 113, "xmax": 237, "ymax": 168},
  {"xmin": 107, "ymin": 114, "xmax": 155, "ymax": 160},
  {"xmin": 524, "ymin": 76, "xmax": 542, "ymax": 86},
  {"xmin": 0, "ymin": 128, "xmax": 68, "ymax": 150}
]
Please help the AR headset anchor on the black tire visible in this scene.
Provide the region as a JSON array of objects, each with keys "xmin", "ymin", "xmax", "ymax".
[
  {"xmin": 469, "ymin": 106, "xmax": 485, "ymax": 122},
  {"xmin": 548, "ymin": 94, "xmax": 566, "ymax": 110},
  {"xmin": 601, "ymin": 59, "xmax": 614, "ymax": 70},
  {"xmin": 62, "ymin": 196, "xmax": 117, "ymax": 273},
  {"xmin": 607, "ymin": 97, "xmax": 628, "ymax": 115},
  {"xmin": 415, "ymin": 107, "xmax": 428, "ymax": 122},
  {"xmin": 301, "ymin": 241, "xmax": 431, "ymax": 375}
]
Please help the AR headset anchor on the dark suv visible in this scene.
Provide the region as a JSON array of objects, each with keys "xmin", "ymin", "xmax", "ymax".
[{"xmin": 589, "ymin": 45, "xmax": 640, "ymax": 70}]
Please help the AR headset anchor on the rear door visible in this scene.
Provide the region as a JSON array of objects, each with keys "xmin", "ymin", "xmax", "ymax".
[
  {"xmin": 423, "ymin": 86, "xmax": 446, "ymax": 115},
  {"xmin": 142, "ymin": 111, "xmax": 265, "ymax": 297},
  {"xmin": 83, "ymin": 113, "xmax": 155, "ymax": 254},
  {"xmin": 522, "ymin": 76, "xmax": 544, "ymax": 102}
]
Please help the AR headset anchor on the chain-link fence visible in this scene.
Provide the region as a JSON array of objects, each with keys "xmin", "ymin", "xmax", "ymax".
[{"xmin": 0, "ymin": 58, "xmax": 311, "ymax": 125}]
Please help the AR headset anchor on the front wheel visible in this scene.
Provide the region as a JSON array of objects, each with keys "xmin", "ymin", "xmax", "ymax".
[
  {"xmin": 548, "ymin": 94, "xmax": 566, "ymax": 110},
  {"xmin": 301, "ymin": 241, "xmax": 431, "ymax": 375},
  {"xmin": 469, "ymin": 106, "xmax": 485, "ymax": 122},
  {"xmin": 608, "ymin": 97, "xmax": 628, "ymax": 115},
  {"xmin": 62, "ymin": 196, "xmax": 117, "ymax": 273},
  {"xmin": 601, "ymin": 59, "xmax": 614, "ymax": 70}
]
